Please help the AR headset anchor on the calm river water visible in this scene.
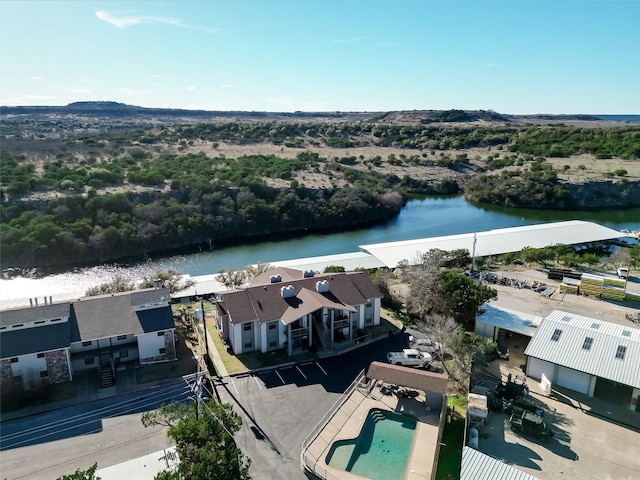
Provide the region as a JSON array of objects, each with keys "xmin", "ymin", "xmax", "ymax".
[{"xmin": 1, "ymin": 196, "xmax": 638, "ymax": 302}]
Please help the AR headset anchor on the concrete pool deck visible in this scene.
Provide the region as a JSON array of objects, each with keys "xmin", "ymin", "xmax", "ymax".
[{"xmin": 303, "ymin": 379, "xmax": 445, "ymax": 480}]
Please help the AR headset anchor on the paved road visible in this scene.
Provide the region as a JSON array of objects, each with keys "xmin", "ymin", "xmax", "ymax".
[
  {"xmin": 214, "ymin": 333, "xmax": 409, "ymax": 480},
  {"xmin": 0, "ymin": 381, "xmax": 191, "ymax": 480}
]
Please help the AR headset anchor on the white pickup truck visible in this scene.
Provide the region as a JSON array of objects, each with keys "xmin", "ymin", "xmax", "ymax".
[{"xmin": 387, "ymin": 349, "xmax": 432, "ymax": 368}]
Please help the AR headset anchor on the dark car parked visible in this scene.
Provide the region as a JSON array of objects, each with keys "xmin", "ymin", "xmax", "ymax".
[
  {"xmin": 509, "ymin": 411, "xmax": 554, "ymax": 441},
  {"xmin": 505, "ymin": 395, "xmax": 545, "ymax": 417}
]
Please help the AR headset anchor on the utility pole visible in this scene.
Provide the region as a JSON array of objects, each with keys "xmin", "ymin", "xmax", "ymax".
[
  {"xmin": 201, "ymin": 296, "xmax": 209, "ymax": 358},
  {"xmin": 471, "ymin": 232, "xmax": 477, "ymax": 272}
]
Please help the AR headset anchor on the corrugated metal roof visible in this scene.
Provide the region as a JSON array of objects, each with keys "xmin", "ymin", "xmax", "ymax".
[
  {"xmin": 524, "ymin": 310, "xmax": 640, "ymax": 388},
  {"xmin": 272, "ymin": 251, "xmax": 385, "ymax": 272},
  {"xmin": 360, "ymin": 220, "xmax": 623, "ymax": 268},
  {"xmin": 476, "ymin": 305, "xmax": 542, "ymax": 337},
  {"xmin": 461, "ymin": 447, "xmax": 540, "ymax": 480}
]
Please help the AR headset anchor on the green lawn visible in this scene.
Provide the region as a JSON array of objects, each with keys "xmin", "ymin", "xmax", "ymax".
[{"xmin": 435, "ymin": 395, "xmax": 467, "ymax": 480}]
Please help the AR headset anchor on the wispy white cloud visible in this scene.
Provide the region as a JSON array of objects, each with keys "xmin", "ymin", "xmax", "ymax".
[
  {"xmin": 484, "ymin": 63, "xmax": 496, "ymax": 68},
  {"xmin": 95, "ymin": 10, "xmax": 218, "ymax": 33},
  {"xmin": 152, "ymin": 74, "xmax": 161, "ymax": 79},
  {"xmin": 331, "ymin": 35, "xmax": 370, "ymax": 44},
  {"xmin": 63, "ymin": 87, "xmax": 94, "ymax": 95},
  {"xmin": 28, "ymin": 76, "xmax": 42, "ymax": 81},
  {"xmin": 1, "ymin": 94, "xmax": 61, "ymax": 105},
  {"xmin": 219, "ymin": 84, "xmax": 232, "ymax": 89},
  {"xmin": 117, "ymin": 88, "xmax": 147, "ymax": 97},
  {"xmin": 188, "ymin": 86, "xmax": 197, "ymax": 91}
]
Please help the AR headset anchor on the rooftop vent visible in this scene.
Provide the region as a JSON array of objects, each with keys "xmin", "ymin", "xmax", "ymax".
[
  {"xmin": 270, "ymin": 275, "xmax": 282, "ymax": 283},
  {"xmin": 303, "ymin": 270, "xmax": 315, "ymax": 278},
  {"xmin": 281, "ymin": 285, "xmax": 295, "ymax": 298},
  {"xmin": 316, "ymin": 280, "xmax": 330, "ymax": 293}
]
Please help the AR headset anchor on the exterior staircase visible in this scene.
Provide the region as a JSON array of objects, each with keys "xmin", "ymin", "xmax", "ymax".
[
  {"xmin": 99, "ymin": 352, "xmax": 114, "ymax": 388},
  {"xmin": 313, "ymin": 318, "xmax": 332, "ymax": 352}
]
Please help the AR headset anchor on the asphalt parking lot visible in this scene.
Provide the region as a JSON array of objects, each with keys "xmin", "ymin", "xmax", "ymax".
[{"xmin": 213, "ymin": 334, "xmax": 408, "ymax": 480}]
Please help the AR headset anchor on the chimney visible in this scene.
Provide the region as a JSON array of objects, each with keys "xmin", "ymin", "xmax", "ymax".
[
  {"xmin": 270, "ymin": 275, "xmax": 282, "ymax": 283},
  {"xmin": 316, "ymin": 280, "xmax": 330, "ymax": 293},
  {"xmin": 303, "ymin": 270, "xmax": 315, "ymax": 278},
  {"xmin": 44, "ymin": 297, "xmax": 48, "ymax": 306},
  {"xmin": 29, "ymin": 298, "xmax": 33, "ymax": 308},
  {"xmin": 49, "ymin": 296, "xmax": 53, "ymax": 305},
  {"xmin": 35, "ymin": 298, "xmax": 38, "ymax": 307},
  {"xmin": 280, "ymin": 285, "xmax": 295, "ymax": 298}
]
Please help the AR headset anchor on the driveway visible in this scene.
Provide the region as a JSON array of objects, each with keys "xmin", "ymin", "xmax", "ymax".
[
  {"xmin": 473, "ymin": 352, "xmax": 640, "ymax": 480},
  {"xmin": 213, "ymin": 333, "xmax": 409, "ymax": 480}
]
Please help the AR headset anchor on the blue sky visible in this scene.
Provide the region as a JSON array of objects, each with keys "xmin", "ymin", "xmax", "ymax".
[{"xmin": 1, "ymin": 1, "xmax": 638, "ymax": 114}]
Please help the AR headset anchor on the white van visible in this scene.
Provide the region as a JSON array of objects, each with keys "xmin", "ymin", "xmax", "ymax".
[{"xmin": 617, "ymin": 267, "xmax": 629, "ymax": 279}]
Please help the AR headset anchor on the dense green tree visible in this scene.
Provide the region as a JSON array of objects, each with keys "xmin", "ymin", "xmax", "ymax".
[
  {"xmin": 141, "ymin": 400, "xmax": 250, "ymax": 480},
  {"xmin": 56, "ymin": 464, "xmax": 100, "ymax": 480},
  {"xmin": 437, "ymin": 271, "xmax": 497, "ymax": 328}
]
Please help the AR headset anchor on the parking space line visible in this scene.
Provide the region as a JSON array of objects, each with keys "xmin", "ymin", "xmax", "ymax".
[
  {"xmin": 316, "ymin": 362, "xmax": 328, "ymax": 376},
  {"xmin": 296, "ymin": 366, "xmax": 307, "ymax": 379},
  {"xmin": 275, "ymin": 370, "xmax": 286, "ymax": 385},
  {"xmin": 301, "ymin": 362, "xmax": 313, "ymax": 366},
  {"xmin": 253, "ymin": 375, "xmax": 262, "ymax": 389},
  {"xmin": 229, "ymin": 377, "xmax": 239, "ymax": 394}
]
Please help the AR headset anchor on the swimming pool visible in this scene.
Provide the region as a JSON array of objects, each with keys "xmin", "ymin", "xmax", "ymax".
[{"xmin": 325, "ymin": 408, "xmax": 417, "ymax": 480}]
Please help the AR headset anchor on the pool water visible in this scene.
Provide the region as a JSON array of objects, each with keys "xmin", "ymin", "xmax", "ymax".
[{"xmin": 325, "ymin": 409, "xmax": 417, "ymax": 480}]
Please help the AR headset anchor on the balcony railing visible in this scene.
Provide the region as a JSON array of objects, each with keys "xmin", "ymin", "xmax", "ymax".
[{"xmin": 290, "ymin": 327, "xmax": 309, "ymax": 338}]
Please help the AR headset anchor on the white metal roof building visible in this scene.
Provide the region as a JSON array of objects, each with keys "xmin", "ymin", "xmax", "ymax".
[
  {"xmin": 475, "ymin": 305, "xmax": 543, "ymax": 340},
  {"xmin": 360, "ymin": 220, "xmax": 624, "ymax": 268},
  {"xmin": 524, "ymin": 310, "xmax": 640, "ymax": 402},
  {"xmin": 461, "ymin": 447, "xmax": 540, "ymax": 480}
]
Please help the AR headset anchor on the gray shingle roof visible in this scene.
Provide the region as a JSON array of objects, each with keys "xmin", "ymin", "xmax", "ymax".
[
  {"xmin": 0, "ymin": 288, "xmax": 174, "ymax": 356},
  {"xmin": 0, "ymin": 303, "xmax": 71, "ymax": 327},
  {"xmin": 1, "ymin": 322, "xmax": 71, "ymax": 358},
  {"xmin": 72, "ymin": 288, "xmax": 173, "ymax": 340},
  {"xmin": 524, "ymin": 310, "xmax": 640, "ymax": 388}
]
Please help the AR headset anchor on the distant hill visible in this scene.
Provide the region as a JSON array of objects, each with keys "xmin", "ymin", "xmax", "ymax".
[{"xmin": 1, "ymin": 102, "xmax": 633, "ymax": 126}]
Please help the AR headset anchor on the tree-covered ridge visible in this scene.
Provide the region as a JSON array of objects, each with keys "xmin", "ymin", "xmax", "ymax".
[
  {"xmin": 0, "ymin": 181, "xmax": 404, "ymax": 268},
  {"xmin": 509, "ymin": 126, "xmax": 640, "ymax": 159}
]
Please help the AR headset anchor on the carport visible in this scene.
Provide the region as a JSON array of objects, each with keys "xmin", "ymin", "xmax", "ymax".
[{"xmin": 474, "ymin": 305, "xmax": 542, "ymax": 341}]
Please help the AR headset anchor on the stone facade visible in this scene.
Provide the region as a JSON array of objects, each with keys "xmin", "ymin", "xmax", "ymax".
[
  {"xmin": 1, "ymin": 359, "xmax": 13, "ymax": 387},
  {"xmin": 164, "ymin": 331, "xmax": 176, "ymax": 360},
  {"xmin": 45, "ymin": 349, "xmax": 71, "ymax": 384}
]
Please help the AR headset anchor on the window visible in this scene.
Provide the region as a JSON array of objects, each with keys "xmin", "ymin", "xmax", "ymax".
[
  {"xmin": 12, "ymin": 324, "xmax": 24, "ymax": 328},
  {"xmin": 37, "ymin": 353, "xmax": 45, "ymax": 358},
  {"xmin": 551, "ymin": 329, "xmax": 562, "ymax": 341},
  {"xmin": 157, "ymin": 331, "xmax": 165, "ymax": 336},
  {"xmin": 82, "ymin": 341, "xmax": 92, "ymax": 347},
  {"xmin": 243, "ymin": 323, "xmax": 252, "ymax": 331},
  {"xmin": 10, "ymin": 357, "xmax": 18, "ymax": 363},
  {"xmin": 268, "ymin": 324, "xmax": 276, "ymax": 330},
  {"xmin": 591, "ymin": 322, "xmax": 601, "ymax": 329},
  {"xmin": 13, "ymin": 375, "xmax": 22, "ymax": 383},
  {"xmin": 119, "ymin": 351, "xmax": 129, "ymax": 359},
  {"xmin": 615, "ymin": 345, "xmax": 626, "ymax": 360},
  {"xmin": 34, "ymin": 320, "xmax": 45, "ymax": 325},
  {"xmin": 84, "ymin": 357, "xmax": 95, "ymax": 365},
  {"xmin": 159, "ymin": 348, "xmax": 166, "ymax": 355},
  {"xmin": 582, "ymin": 337, "xmax": 593, "ymax": 350},
  {"xmin": 40, "ymin": 371, "xmax": 48, "ymax": 378},
  {"xmin": 622, "ymin": 330, "xmax": 631, "ymax": 337},
  {"xmin": 117, "ymin": 335, "xmax": 127, "ymax": 340}
]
